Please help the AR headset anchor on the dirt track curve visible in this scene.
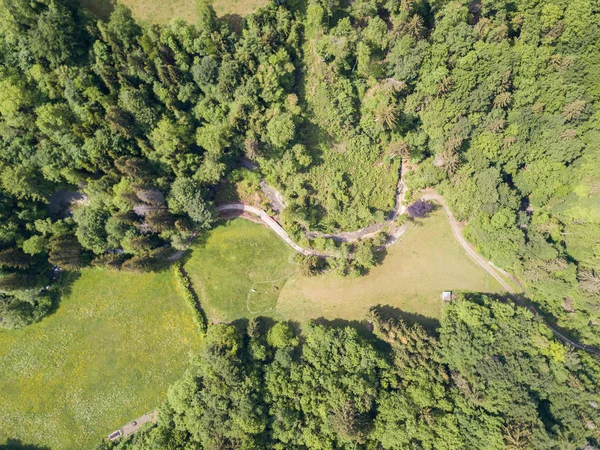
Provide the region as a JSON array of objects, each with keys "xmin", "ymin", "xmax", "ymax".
[{"xmin": 217, "ymin": 177, "xmax": 600, "ymax": 356}]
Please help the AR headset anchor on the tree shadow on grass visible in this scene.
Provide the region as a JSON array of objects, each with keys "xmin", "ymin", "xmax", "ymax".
[
  {"xmin": 372, "ymin": 304, "xmax": 440, "ymax": 333},
  {"xmin": 312, "ymin": 316, "xmax": 370, "ymax": 333},
  {"xmin": 43, "ymin": 270, "xmax": 82, "ymax": 320},
  {"xmin": 407, "ymin": 201, "xmax": 442, "ymax": 224},
  {"xmin": 240, "ymin": 316, "xmax": 280, "ymax": 334},
  {"xmin": 230, "ymin": 317, "xmax": 250, "ymax": 334},
  {"xmin": 177, "ymin": 230, "xmax": 211, "ymax": 267},
  {"xmin": 80, "ymin": 0, "xmax": 116, "ymax": 21},
  {"xmin": 221, "ymin": 14, "xmax": 244, "ymax": 33},
  {"xmin": 298, "ymin": 120, "xmax": 329, "ymax": 169},
  {"xmin": 371, "ymin": 245, "xmax": 388, "ymax": 270},
  {"xmin": 0, "ymin": 439, "xmax": 51, "ymax": 450},
  {"xmin": 229, "ymin": 310, "xmax": 440, "ymax": 356}
]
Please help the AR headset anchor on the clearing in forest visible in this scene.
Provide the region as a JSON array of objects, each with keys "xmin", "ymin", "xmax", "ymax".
[
  {"xmin": 80, "ymin": 0, "xmax": 269, "ymax": 25},
  {"xmin": 0, "ymin": 269, "xmax": 202, "ymax": 450},
  {"xmin": 276, "ymin": 209, "xmax": 502, "ymax": 324},
  {"xmin": 296, "ymin": 122, "xmax": 400, "ymax": 232},
  {"xmin": 184, "ymin": 210, "xmax": 501, "ymax": 326}
]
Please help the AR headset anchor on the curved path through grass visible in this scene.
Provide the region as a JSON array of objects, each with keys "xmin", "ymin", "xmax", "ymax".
[{"xmin": 217, "ymin": 176, "xmax": 600, "ymax": 355}]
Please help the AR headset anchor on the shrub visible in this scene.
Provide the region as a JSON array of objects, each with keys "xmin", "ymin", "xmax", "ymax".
[
  {"xmin": 407, "ymin": 200, "xmax": 433, "ymax": 218},
  {"xmin": 295, "ymin": 254, "xmax": 325, "ymax": 276}
]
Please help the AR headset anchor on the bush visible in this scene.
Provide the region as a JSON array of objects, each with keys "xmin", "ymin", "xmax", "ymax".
[{"xmin": 295, "ymin": 254, "xmax": 325, "ymax": 276}]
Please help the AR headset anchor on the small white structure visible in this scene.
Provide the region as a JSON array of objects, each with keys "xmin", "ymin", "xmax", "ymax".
[
  {"xmin": 441, "ymin": 291, "xmax": 452, "ymax": 302},
  {"xmin": 108, "ymin": 430, "xmax": 122, "ymax": 441}
]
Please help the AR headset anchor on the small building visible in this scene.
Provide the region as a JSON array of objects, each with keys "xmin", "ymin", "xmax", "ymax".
[
  {"xmin": 108, "ymin": 430, "xmax": 122, "ymax": 441},
  {"xmin": 441, "ymin": 291, "xmax": 452, "ymax": 302}
]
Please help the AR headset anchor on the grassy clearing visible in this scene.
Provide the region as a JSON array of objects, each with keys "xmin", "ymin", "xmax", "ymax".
[
  {"xmin": 183, "ymin": 219, "xmax": 297, "ymax": 323},
  {"xmin": 183, "ymin": 211, "xmax": 501, "ymax": 327},
  {"xmin": 0, "ymin": 269, "xmax": 202, "ymax": 450},
  {"xmin": 276, "ymin": 208, "xmax": 502, "ymax": 325},
  {"xmin": 80, "ymin": 0, "xmax": 269, "ymax": 25}
]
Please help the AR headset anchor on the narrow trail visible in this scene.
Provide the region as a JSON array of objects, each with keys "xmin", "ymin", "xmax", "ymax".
[
  {"xmin": 418, "ymin": 191, "xmax": 600, "ymax": 355},
  {"xmin": 218, "ymin": 165, "xmax": 407, "ymax": 255},
  {"xmin": 419, "ymin": 192, "xmax": 515, "ymax": 294},
  {"xmin": 217, "ymin": 204, "xmax": 322, "ymax": 256},
  {"xmin": 304, "ymin": 177, "xmax": 407, "ymax": 243},
  {"xmin": 217, "ymin": 174, "xmax": 600, "ymax": 356}
]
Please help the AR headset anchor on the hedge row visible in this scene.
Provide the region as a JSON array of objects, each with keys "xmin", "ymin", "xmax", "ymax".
[{"xmin": 173, "ymin": 263, "xmax": 208, "ymax": 334}]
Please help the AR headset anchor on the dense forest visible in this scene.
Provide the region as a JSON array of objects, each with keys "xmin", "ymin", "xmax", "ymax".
[
  {"xmin": 100, "ymin": 295, "xmax": 600, "ymax": 449},
  {"xmin": 0, "ymin": 0, "xmax": 599, "ymax": 348}
]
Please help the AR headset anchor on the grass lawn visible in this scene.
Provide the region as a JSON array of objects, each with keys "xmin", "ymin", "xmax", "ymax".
[
  {"xmin": 183, "ymin": 219, "xmax": 297, "ymax": 323},
  {"xmin": 0, "ymin": 269, "xmax": 202, "ymax": 450},
  {"xmin": 276, "ymin": 208, "xmax": 503, "ymax": 325},
  {"xmin": 80, "ymin": 0, "xmax": 269, "ymax": 25},
  {"xmin": 183, "ymin": 211, "xmax": 502, "ymax": 328}
]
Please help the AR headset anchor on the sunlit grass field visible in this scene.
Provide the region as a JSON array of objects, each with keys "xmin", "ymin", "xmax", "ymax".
[
  {"xmin": 277, "ymin": 209, "xmax": 502, "ymax": 324},
  {"xmin": 0, "ymin": 269, "xmax": 202, "ymax": 450},
  {"xmin": 81, "ymin": 0, "xmax": 269, "ymax": 25},
  {"xmin": 183, "ymin": 219, "xmax": 297, "ymax": 323},
  {"xmin": 183, "ymin": 211, "xmax": 501, "ymax": 327}
]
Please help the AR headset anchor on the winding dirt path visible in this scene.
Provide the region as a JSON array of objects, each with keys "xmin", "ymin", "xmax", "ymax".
[
  {"xmin": 217, "ymin": 204, "xmax": 321, "ymax": 256},
  {"xmin": 419, "ymin": 192, "xmax": 515, "ymax": 294},
  {"xmin": 217, "ymin": 181, "xmax": 600, "ymax": 355},
  {"xmin": 305, "ymin": 178, "xmax": 407, "ymax": 243},
  {"xmin": 418, "ymin": 192, "xmax": 600, "ymax": 354},
  {"xmin": 217, "ymin": 172, "xmax": 407, "ymax": 256}
]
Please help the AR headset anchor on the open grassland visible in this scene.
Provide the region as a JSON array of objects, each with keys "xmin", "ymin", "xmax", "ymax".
[
  {"xmin": 80, "ymin": 0, "xmax": 269, "ymax": 24},
  {"xmin": 183, "ymin": 219, "xmax": 297, "ymax": 323},
  {"xmin": 184, "ymin": 211, "xmax": 501, "ymax": 327},
  {"xmin": 277, "ymin": 208, "xmax": 502, "ymax": 324},
  {"xmin": 0, "ymin": 269, "xmax": 202, "ymax": 450}
]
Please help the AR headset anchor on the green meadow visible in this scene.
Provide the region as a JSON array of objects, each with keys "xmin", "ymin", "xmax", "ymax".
[{"xmin": 0, "ymin": 269, "xmax": 202, "ymax": 450}]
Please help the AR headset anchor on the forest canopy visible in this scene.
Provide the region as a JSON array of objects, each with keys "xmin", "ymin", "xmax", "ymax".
[
  {"xmin": 99, "ymin": 296, "xmax": 600, "ymax": 450},
  {"xmin": 0, "ymin": 0, "xmax": 599, "ymax": 350}
]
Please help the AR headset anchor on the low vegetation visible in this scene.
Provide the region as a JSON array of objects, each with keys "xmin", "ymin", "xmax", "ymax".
[
  {"xmin": 80, "ymin": 0, "xmax": 268, "ymax": 24},
  {"xmin": 181, "ymin": 210, "xmax": 501, "ymax": 324},
  {"xmin": 278, "ymin": 208, "xmax": 502, "ymax": 323},
  {"xmin": 0, "ymin": 269, "xmax": 202, "ymax": 450},
  {"xmin": 182, "ymin": 219, "xmax": 296, "ymax": 323},
  {"xmin": 173, "ymin": 262, "xmax": 208, "ymax": 333}
]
